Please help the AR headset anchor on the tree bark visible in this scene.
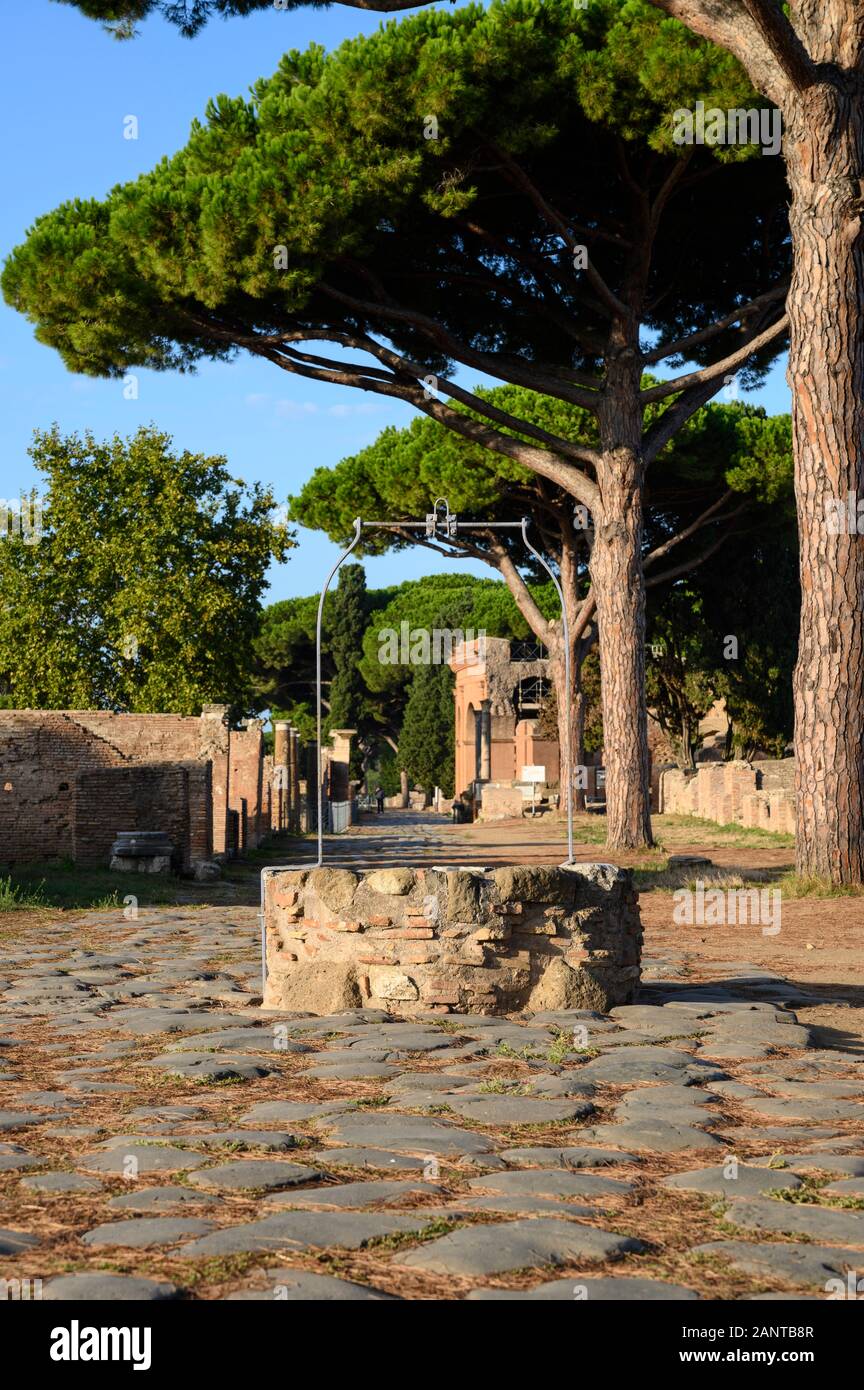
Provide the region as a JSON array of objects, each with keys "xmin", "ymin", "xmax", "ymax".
[
  {"xmin": 592, "ymin": 365, "xmax": 654, "ymax": 849},
  {"xmin": 553, "ymin": 662, "xmax": 586, "ymax": 815},
  {"xmin": 552, "ymin": 532, "xmax": 589, "ymax": 815},
  {"xmin": 786, "ymin": 83, "xmax": 864, "ymax": 882}
]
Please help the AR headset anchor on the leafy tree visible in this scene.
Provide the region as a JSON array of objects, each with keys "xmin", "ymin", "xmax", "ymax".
[
  {"xmin": 255, "ymin": 569, "xmax": 535, "ymax": 794},
  {"xmin": 0, "ymin": 425, "xmax": 289, "ymax": 715},
  {"xmin": 397, "ymin": 659, "xmax": 456, "ymax": 800},
  {"xmin": 293, "ymin": 388, "xmax": 794, "ymax": 799},
  {"xmin": 646, "ymin": 411, "xmax": 797, "ymax": 764},
  {"xmin": 327, "ymin": 563, "xmax": 371, "ymax": 775},
  {"xmin": 4, "ymin": 0, "xmax": 790, "ymax": 849},
  {"xmin": 56, "ymin": 0, "xmax": 864, "ymax": 879},
  {"xmin": 53, "ymin": 0, "xmax": 351, "ymax": 39}
]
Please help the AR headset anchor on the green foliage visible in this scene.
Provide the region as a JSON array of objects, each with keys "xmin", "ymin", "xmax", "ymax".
[
  {"xmin": 8, "ymin": 1, "xmax": 785, "ymax": 392},
  {"xmin": 397, "ymin": 660, "xmax": 455, "ymax": 799},
  {"xmin": 0, "ymin": 426, "xmax": 289, "ymax": 715},
  {"xmin": 327, "ymin": 563, "xmax": 371, "ymax": 773},
  {"xmin": 53, "ymin": 0, "xmax": 319, "ymax": 40}
]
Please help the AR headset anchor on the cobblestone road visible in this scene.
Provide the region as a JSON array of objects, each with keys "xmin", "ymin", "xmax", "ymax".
[{"xmin": 2, "ymin": 812, "xmax": 863, "ymax": 1301}]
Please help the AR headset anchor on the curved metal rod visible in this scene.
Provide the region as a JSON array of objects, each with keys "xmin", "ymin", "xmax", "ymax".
[
  {"xmin": 315, "ymin": 517, "xmax": 363, "ymax": 865},
  {"xmin": 520, "ymin": 517, "xmax": 574, "ymax": 864}
]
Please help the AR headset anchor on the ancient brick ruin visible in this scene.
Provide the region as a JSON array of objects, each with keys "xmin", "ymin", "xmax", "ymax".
[
  {"xmin": 657, "ymin": 758, "xmax": 795, "ymax": 835},
  {"xmin": 0, "ymin": 705, "xmax": 271, "ymax": 871},
  {"xmin": 263, "ymin": 862, "xmax": 642, "ymax": 1016}
]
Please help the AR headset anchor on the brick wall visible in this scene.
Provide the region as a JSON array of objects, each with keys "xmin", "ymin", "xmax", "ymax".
[
  {"xmin": 658, "ymin": 759, "xmax": 795, "ymax": 836},
  {"xmin": 0, "ymin": 707, "xmax": 265, "ymax": 867},
  {"xmin": 72, "ymin": 763, "xmax": 204, "ymax": 869},
  {"xmin": 229, "ymin": 724, "xmax": 265, "ymax": 851}
]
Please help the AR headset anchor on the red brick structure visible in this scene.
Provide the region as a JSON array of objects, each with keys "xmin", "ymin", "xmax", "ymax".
[{"xmin": 0, "ymin": 705, "xmax": 271, "ymax": 870}]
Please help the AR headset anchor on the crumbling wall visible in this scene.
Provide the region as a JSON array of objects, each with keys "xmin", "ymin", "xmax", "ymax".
[
  {"xmin": 658, "ymin": 759, "xmax": 795, "ymax": 835},
  {"xmin": 72, "ymin": 762, "xmax": 208, "ymax": 869},
  {"xmin": 263, "ymin": 862, "xmax": 642, "ymax": 1016},
  {"xmin": 0, "ymin": 705, "xmax": 265, "ymax": 866}
]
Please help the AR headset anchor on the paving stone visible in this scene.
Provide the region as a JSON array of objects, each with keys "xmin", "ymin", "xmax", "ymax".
[
  {"xmin": 165, "ymin": 1030, "xmax": 309, "ymax": 1055},
  {"xmin": 0, "ymin": 1227, "xmax": 41, "ymax": 1254},
  {"xmin": 706, "ymin": 1080, "xmax": 764, "ymax": 1100},
  {"xmin": 741, "ymin": 1096, "xmax": 864, "ymax": 1123},
  {"xmin": 756, "ymin": 1153, "xmax": 864, "ymax": 1176},
  {"xmin": 178, "ymin": 1210, "xmax": 433, "ymax": 1257},
  {"xmin": 575, "ymin": 1047, "xmax": 724, "ymax": 1087},
  {"xmin": 127, "ymin": 1105, "xmax": 205, "ymax": 1122},
  {"xmin": 140, "ymin": 1052, "xmax": 273, "ymax": 1081},
  {"xmin": 16, "ymin": 1090, "xmax": 85, "ymax": 1109},
  {"xmin": 267, "ymin": 1178, "xmax": 442, "ymax": 1208},
  {"xmin": 0, "ymin": 1110, "xmax": 45, "ymax": 1132},
  {"xmin": 42, "ymin": 1125, "xmax": 103, "ymax": 1139},
  {"xmin": 318, "ymin": 1113, "xmax": 495, "ymax": 1155},
  {"xmin": 43, "ymin": 1274, "xmax": 178, "ymax": 1301},
  {"xmin": 663, "ymin": 1165, "xmax": 804, "ymax": 1197},
  {"xmin": 76, "ymin": 1143, "xmax": 210, "ymax": 1175},
  {"xmin": 304, "ymin": 1061, "xmax": 401, "ymax": 1080},
  {"xmin": 500, "ymin": 1146, "xmax": 636, "ymax": 1168},
  {"xmin": 225, "ymin": 1270, "xmax": 397, "ymax": 1300},
  {"xmin": 468, "ymin": 1169, "xmax": 632, "ymax": 1198},
  {"xmin": 0, "ymin": 1152, "xmax": 46, "ymax": 1172},
  {"xmin": 746, "ymin": 1077, "xmax": 864, "ymax": 1100},
  {"xmin": 399, "ymin": 1218, "xmax": 643, "ymax": 1275},
  {"xmin": 722, "ymin": 1126, "xmax": 844, "ymax": 1146},
  {"xmin": 187, "ymin": 1160, "xmax": 322, "ymax": 1192},
  {"xmin": 445, "ymin": 1096, "xmax": 593, "ymax": 1126},
  {"xmin": 448, "ymin": 1194, "xmax": 598, "ymax": 1216},
  {"xmin": 582, "ymin": 1120, "xmax": 723, "ymax": 1153},
  {"xmin": 694, "ymin": 1240, "xmax": 862, "ymax": 1287},
  {"xmin": 20, "ymin": 1172, "xmax": 103, "ymax": 1194},
  {"xmin": 186, "ymin": 1131, "xmax": 298, "ymax": 1153},
  {"xmin": 108, "ymin": 1185, "xmax": 224, "ymax": 1212},
  {"xmin": 82, "ymin": 1217, "xmax": 218, "ymax": 1248},
  {"xmin": 467, "ymin": 1275, "xmax": 699, "ymax": 1300},
  {"xmin": 309, "ymin": 1147, "xmax": 432, "ymax": 1171},
  {"xmin": 726, "ymin": 1196, "xmax": 864, "ymax": 1245},
  {"xmin": 109, "ymin": 1008, "xmax": 255, "ymax": 1035},
  {"xmin": 823, "ymin": 1178, "xmax": 864, "ymax": 1197},
  {"xmin": 239, "ymin": 1101, "xmax": 348, "ymax": 1127}
]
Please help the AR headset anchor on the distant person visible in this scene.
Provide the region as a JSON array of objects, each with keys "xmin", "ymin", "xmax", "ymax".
[{"xmin": 376, "ymin": 787, "xmax": 385, "ymax": 814}]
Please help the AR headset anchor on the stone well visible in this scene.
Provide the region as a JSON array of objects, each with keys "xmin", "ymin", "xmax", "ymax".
[{"xmin": 262, "ymin": 863, "xmax": 642, "ymax": 1016}]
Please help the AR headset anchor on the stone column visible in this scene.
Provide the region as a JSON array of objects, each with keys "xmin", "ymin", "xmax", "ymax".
[
  {"xmin": 289, "ymin": 727, "xmax": 301, "ymax": 833},
  {"xmin": 479, "ymin": 701, "xmax": 492, "ymax": 782},
  {"xmin": 273, "ymin": 720, "xmax": 289, "ymax": 831},
  {"xmin": 328, "ymin": 729, "xmax": 356, "ymax": 804},
  {"xmin": 199, "ymin": 704, "xmax": 230, "ymax": 855}
]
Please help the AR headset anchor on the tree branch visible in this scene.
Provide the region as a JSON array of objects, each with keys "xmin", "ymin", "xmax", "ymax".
[
  {"xmin": 640, "ymin": 311, "xmax": 789, "ymax": 403},
  {"xmin": 642, "ymin": 283, "xmax": 789, "ymax": 365},
  {"xmin": 647, "ymin": 0, "xmax": 812, "ymax": 106}
]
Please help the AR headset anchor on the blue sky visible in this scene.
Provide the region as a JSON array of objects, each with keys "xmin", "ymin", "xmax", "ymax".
[{"xmin": 0, "ymin": 0, "xmax": 791, "ymax": 604}]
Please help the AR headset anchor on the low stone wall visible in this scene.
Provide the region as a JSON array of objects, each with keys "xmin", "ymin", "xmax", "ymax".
[
  {"xmin": 658, "ymin": 759, "xmax": 795, "ymax": 836},
  {"xmin": 262, "ymin": 862, "xmax": 642, "ymax": 1017},
  {"xmin": 478, "ymin": 784, "xmax": 525, "ymax": 821}
]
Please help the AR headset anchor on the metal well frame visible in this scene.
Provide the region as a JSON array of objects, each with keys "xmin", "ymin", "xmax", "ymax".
[{"xmin": 258, "ymin": 498, "xmax": 574, "ymax": 991}]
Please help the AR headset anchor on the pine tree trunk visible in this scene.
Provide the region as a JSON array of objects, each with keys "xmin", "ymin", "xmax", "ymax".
[
  {"xmin": 553, "ymin": 648, "xmax": 586, "ymax": 816},
  {"xmin": 592, "ymin": 372, "xmax": 653, "ymax": 850},
  {"xmin": 786, "ymin": 86, "xmax": 864, "ymax": 883}
]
